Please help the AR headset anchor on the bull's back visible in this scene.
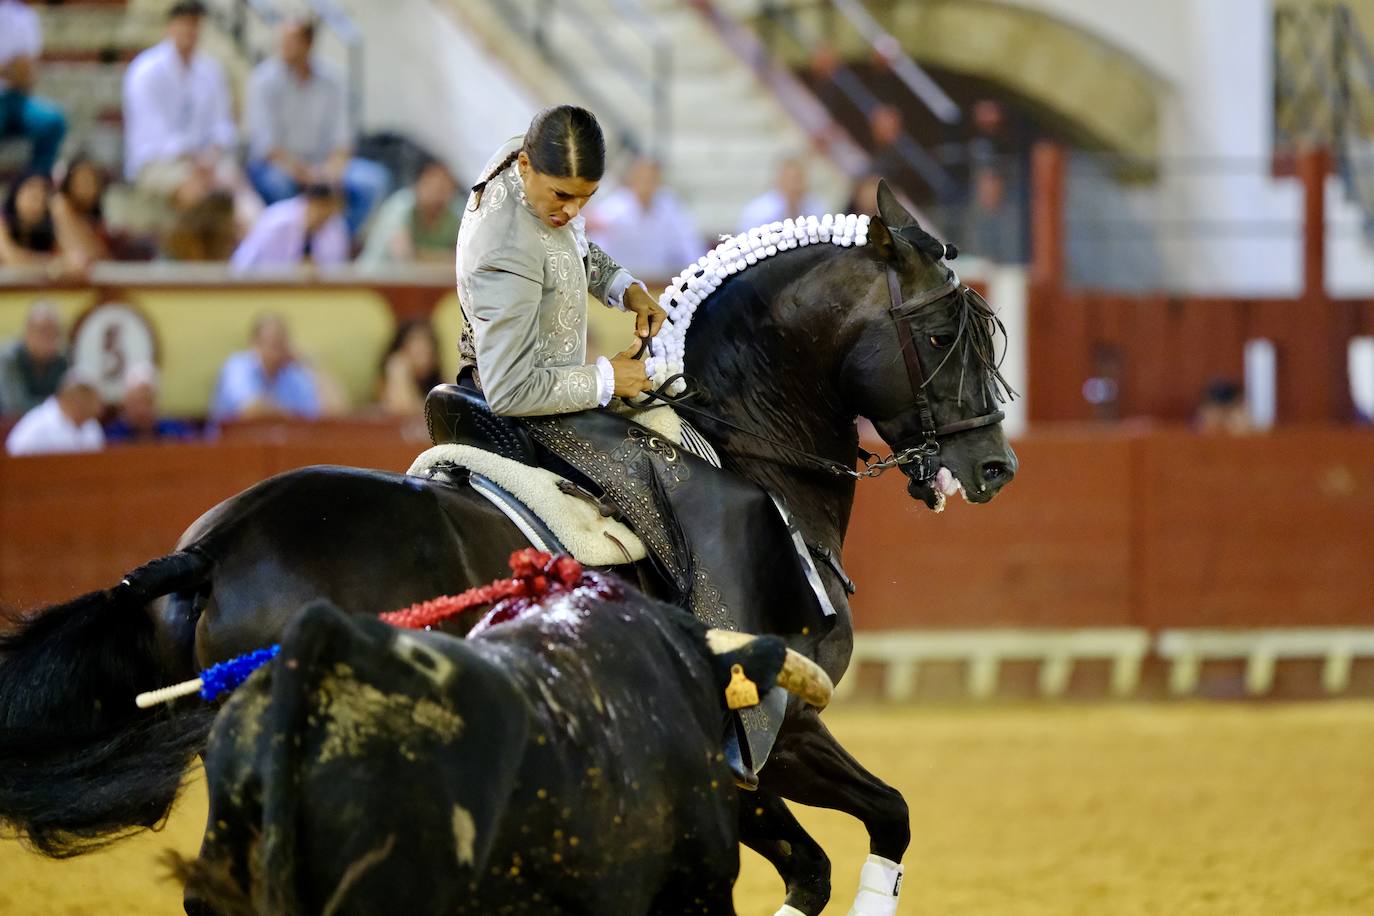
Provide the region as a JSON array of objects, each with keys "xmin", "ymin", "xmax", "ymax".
[{"xmin": 462, "ymin": 608, "xmax": 740, "ymax": 912}]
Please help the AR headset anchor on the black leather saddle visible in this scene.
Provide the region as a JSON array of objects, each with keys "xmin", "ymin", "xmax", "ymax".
[{"xmin": 425, "ymin": 383, "xmax": 537, "ymax": 464}]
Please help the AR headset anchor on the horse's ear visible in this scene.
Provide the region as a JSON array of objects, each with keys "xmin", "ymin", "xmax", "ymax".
[
  {"xmin": 875, "ymin": 179, "xmax": 917, "ymax": 230},
  {"xmin": 866, "ymin": 215, "xmax": 913, "ymax": 265}
]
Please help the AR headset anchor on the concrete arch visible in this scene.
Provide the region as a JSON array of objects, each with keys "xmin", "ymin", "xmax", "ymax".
[{"xmin": 879, "ymin": 0, "xmax": 1168, "ymax": 157}]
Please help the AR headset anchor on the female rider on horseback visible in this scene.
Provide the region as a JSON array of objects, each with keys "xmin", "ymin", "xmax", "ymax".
[
  {"xmin": 453, "ymin": 105, "xmax": 665, "ymax": 414},
  {"xmin": 445, "ymin": 108, "xmax": 833, "ymax": 711}
]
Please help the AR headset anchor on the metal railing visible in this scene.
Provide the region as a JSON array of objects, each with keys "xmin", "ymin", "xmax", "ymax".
[
  {"xmin": 686, "ymin": 0, "xmax": 870, "ymax": 178},
  {"xmin": 741, "ymin": 0, "xmax": 956, "ymax": 198},
  {"xmin": 486, "ymin": 0, "xmax": 672, "ymax": 163},
  {"xmin": 827, "ymin": 0, "xmax": 959, "ymax": 125}
]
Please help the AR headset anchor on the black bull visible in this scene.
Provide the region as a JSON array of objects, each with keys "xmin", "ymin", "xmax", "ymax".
[{"xmin": 177, "ymin": 573, "xmax": 831, "ymax": 916}]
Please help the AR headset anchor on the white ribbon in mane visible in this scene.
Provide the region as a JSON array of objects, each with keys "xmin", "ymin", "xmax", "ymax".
[{"xmin": 647, "ymin": 213, "xmax": 871, "ymax": 391}]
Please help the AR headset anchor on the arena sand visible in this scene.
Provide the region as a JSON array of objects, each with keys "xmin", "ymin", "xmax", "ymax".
[{"xmin": 1, "ymin": 702, "xmax": 1371, "ymax": 914}]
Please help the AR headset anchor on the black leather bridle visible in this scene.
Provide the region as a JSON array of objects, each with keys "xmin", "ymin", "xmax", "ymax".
[{"xmin": 880, "ymin": 266, "xmax": 1006, "ymax": 483}]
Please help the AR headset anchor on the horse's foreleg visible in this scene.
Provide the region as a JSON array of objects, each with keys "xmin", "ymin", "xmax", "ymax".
[
  {"xmin": 763, "ymin": 708, "xmax": 909, "ymax": 916},
  {"xmin": 739, "ymin": 789, "xmax": 831, "ymax": 916}
]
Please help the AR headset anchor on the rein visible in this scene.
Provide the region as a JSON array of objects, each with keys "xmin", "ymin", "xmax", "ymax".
[{"xmin": 637, "ymin": 266, "xmax": 1006, "ymax": 483}]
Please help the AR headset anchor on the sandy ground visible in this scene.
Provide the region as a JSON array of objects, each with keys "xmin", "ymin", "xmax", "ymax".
[{"xmin": 1, "ymin": 701, "xmax": 1372, "ymax": 915}]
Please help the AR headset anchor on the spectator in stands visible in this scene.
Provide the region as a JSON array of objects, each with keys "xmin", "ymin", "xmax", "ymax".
[
  {"xmin": 0, "ymin": 299, "xmax": 66, "ymax": 417},
  {"xmin": 246, "ymin": 18, "xmax": 389, "ymax": 237},
  {"xmin": 5, "ymin": 366, "xmax": 103, "ymax": 456},
  {"xmin": 50, "ymin": 157, "xmax": 112, "ymax": 269},
  {"xmin": 0, "ymin": 0, "xmax": 67, "ymax": 175},
  {"xmin": 737, "ymin": 154, "xmax": 825, "ymax": 232},
  {"xmin": 961, "ymin": 99, "xmax": 1024, "ymax": 263},
  {"xmin": 868, "ymin": 103, "xmax": 922, "ymax": 203},
  {"xmin": 357, "ymin": 157, "xmax": 461, "ymax": 269},
  {"xmin": 104, "ymin": 361, "xmax": 195, "ymax": 443},
  {"xmin": 0, "ymin": 171, "xmax": 57, "ymax": 268},
  {"xmin": 845, "ymin": 172, "xmax": 882, "ymax": 218},
  {"xmin": 122, "ymin": 1, "xmax": 257, "ymax": 224},
  {"xmin": 210, "ymin": 313, "xmax": 320, "ymax": 422},
  {"xmin": 585, "ymin": 156, "xmax": 700, "ymax": 281},
  {"xmin": 376, "ymin": 319, "xmax": 441, "ymax": 417},
  {"xmin": 965, "ymin": 166, "xmax": 1018, "ymax": 263},
  {"xmin": 1195, "ymin": 378, "xmax": 1256, "ymax": 436},
  {"xmin": 230, "ymin": 183, "xmax": 347, "ymax": 273},
  {"xmin": 161, "ymin": 188, "xmax": 236, "ymax": 261}
]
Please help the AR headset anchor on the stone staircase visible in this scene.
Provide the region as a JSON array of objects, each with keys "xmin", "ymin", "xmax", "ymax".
[{"xmin": 448, "ymin": 0, "xmax": 855, "ymax": 237}]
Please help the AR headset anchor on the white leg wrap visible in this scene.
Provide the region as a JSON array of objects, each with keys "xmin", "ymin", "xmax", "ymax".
[
  {"xmin": 846, "ymin": 854, "xmax": 904, "ymax": 916},
  {"xmin": 773, "ymin": 907, "xmax": 808, "ymax": 916}
]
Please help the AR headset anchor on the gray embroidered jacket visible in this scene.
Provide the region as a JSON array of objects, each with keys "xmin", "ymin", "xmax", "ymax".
[{"xmin": 455, "ymin": 136, "xmax": 635, "ymax": 416}]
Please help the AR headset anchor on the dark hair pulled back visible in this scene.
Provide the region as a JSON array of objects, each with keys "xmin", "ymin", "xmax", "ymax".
[
  {"xmin": 2, "ymin": 172, "xmax": 56, "ymax": 253},
  {"xmin": 469, "ymin": 105, "xmax": 605, "ymax": 209}
]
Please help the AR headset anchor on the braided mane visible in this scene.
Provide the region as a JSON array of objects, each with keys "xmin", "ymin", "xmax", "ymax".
[
  {"xmin": 648, "ymin": 215, "xmax": 1013, "ymax": 411},
  {"xmin": 647, "ymin": 213, "xmax": 872, "ymax": 391}
]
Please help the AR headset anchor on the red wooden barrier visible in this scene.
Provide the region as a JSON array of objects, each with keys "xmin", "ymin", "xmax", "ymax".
[
  {"xmin": 3, "ymin": 428, "xmax": 1372, "ymax": 630},
  {"xmin": 1026, "ymin": 143, "xmax": 1366, "ymax": 426}
]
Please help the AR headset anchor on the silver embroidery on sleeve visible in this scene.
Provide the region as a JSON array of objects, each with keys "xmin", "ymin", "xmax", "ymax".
[{"xmin": 586, "ymin": 243, "xmax": 620, "ymax": 298}]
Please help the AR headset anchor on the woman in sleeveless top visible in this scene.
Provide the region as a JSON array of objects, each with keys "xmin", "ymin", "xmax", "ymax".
[{"xmin": 454, "ymin": 105, "xmax": 665, "ymax": 416}]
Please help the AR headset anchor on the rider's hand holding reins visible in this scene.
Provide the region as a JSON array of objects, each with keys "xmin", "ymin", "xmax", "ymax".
[
  {"xmin": 624, "ymin": 283, "xmax": 667, "ymax": 339},
  {"xmin": 610, "ymin": 342, "xmax": 653, "ymax": 398}
]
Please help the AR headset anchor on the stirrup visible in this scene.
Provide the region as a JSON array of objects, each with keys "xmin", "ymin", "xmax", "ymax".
[{"xmin": 723, "ymin": 727, "xmax": 759, "ymax": 791}]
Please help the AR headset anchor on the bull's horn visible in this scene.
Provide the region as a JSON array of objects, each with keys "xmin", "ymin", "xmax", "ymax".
[
  {"xmin": 705, "ymin": 629, "xmax": 753, "ymax": 653},
  {"xmin": 778, "ymin": 648, "xmax": 833, "ymax": 710},
  {"xmin": 705, "ymin": 630, "xmax": 834, "ymax": 710}
]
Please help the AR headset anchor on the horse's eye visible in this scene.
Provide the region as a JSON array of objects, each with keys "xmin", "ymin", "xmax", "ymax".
[{"xmin": 929, "ymin": 334, "xmax": 955, "ymax": 349}]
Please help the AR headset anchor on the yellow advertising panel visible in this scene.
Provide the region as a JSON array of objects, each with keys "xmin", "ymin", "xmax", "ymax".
[
  {"xmin": 123, "ymin": 288, "xmax": 397, "ymax": 416},
  {"xmin": 3, "ymin": 282, "xmax": 646, "ymax": 417},
  {"xmin": 0, "ymin": 290, "xmax": 98, "ymax": 338}
]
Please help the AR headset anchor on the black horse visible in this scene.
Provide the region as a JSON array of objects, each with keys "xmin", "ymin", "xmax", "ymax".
[{"xmin": 0, "ymin": 185, "xmax": 1016, "ymax": 915}]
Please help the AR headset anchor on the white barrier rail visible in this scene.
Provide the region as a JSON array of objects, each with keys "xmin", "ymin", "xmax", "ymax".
[
  {"xmin": 841, "ymin": 627, "xmax": 1374, "ymax": 701},
  {"xmin": 1155, "ymin": 628, "xmax": 1374, "ymax": 696},
  {"xmin": 840, "ymin": 629, "xmax": 1151, "ymax": 701}
]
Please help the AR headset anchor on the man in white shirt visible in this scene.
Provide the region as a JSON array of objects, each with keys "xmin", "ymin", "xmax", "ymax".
[
  {"xmin": 585, "ymin": 156, "xmax": 701, "ymax": 282},
  {"xmin": 5, "ymin": 367, "xmax": 104, "ymax": 457},
  {"xmin": 122, "ymin": 1, "xmax": 255, "ymax": 217},
  {"xmin": 230, "ymin": 184, "xmax": 348, "ymax": 273},
  {"xmin": 0, "ymin": 0, "xmax": 67, "ymax": 174},
  {"xmin": 245, "ymin": 18, "xmax": 389, "ymax": 236},
  {"xmin": 736, "ymin": 154, "xmax": 827, "ymax": 233}
]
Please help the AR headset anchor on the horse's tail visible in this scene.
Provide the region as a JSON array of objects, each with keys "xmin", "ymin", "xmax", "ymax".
[{"xmin": 0, "ymin": 549, "xmax": 217, "ymax": 858}]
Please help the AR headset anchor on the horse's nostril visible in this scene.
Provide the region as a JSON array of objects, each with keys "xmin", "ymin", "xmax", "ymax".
[{"xmin": 980, "ymin": 461, "xmax": 1011, "ymax": 484}]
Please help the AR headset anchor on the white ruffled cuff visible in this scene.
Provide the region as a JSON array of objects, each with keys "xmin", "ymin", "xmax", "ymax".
[
  {"xmin": 595, "ymin": 356, "xmax": 615, "ymax": 406},
  {"xmin": 605, "ymin": 271, "xmax": 647, "ymax": 311}
]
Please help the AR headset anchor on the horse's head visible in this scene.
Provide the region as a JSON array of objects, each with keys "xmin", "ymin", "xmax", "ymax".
[{"xmin": 837, "ymin": 181, "xmax": 1018, "ymax": 510}]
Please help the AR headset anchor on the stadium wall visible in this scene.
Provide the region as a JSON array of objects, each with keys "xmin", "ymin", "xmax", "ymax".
[{"xmin": 3, "ymin": 426, "xmax": 1371, "ymax": 633}]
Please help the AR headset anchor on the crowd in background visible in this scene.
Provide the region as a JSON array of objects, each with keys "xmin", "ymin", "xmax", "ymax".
[
  {"xmin": 0, "ymin": 0, "xmax": 903, "ymax": 281},
  {"xmin": 0, "ymin": 0, "xmax": 1016, "ymax": 458},
  {"xmin": 0, "ymin": 0, "xmax": 466, "ymax": 276},
  {"xmin": 0, "ymin": 297, "xmax": 443, "ymax": 455}
]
